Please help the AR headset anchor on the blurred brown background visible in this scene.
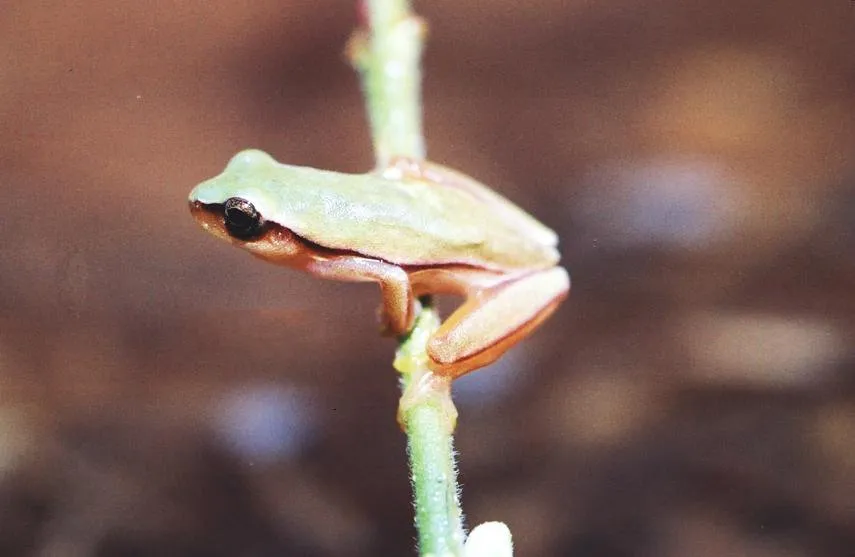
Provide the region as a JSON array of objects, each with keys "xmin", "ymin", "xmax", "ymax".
[{"xmin": 2, "ymin": 1, "xmax": 854, "ymax": 556}]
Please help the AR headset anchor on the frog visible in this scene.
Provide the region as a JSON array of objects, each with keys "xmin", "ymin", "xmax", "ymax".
[{"xmin": 188, "ymin": 150, "xmax": 569, "ymax": 379}]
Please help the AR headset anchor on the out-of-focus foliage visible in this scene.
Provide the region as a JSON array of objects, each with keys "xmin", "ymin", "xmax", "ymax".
[{"xmin": 0, "ymin": 1, "xmax": 853, "ymax": 555}]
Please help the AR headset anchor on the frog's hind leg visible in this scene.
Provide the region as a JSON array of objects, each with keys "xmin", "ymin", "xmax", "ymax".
[{"xmin": 426, "ymin": 267, "xmax": 570, "ymax": 379}]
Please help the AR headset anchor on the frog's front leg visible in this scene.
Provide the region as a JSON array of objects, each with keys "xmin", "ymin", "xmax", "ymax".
[
  {"xmin": 427, "ymin": 267, "xmax": 570, "ymax": 379},
  {"xmin": 304, "ymin": 255, "xmax": 416, "ymax": 335}
]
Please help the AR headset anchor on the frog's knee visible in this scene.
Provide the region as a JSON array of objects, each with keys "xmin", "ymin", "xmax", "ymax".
[{"xmin": 426, "ymin": 337, "xmax": 499, "ymax": 380}]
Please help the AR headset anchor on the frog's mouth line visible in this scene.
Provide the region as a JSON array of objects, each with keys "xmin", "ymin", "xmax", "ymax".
[
  {"xmin": 191, "ymin": 198, "xmax": 367, "ymax": 271},
  {"xmin": 189, "ymin": 199, "xmax": 352, "ymax": 252},
  {"xmin": 189, "ymin": 199, "xmax": 330, "ymax": 257}
]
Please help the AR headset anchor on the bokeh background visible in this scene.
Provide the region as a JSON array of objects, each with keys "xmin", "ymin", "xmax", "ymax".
[{"xmin": 2, "ymin": 1, "xmax": 854, "ymax": 556}]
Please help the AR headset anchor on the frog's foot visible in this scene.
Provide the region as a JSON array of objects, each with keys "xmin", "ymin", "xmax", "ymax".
[
  {"xmin": 377, "ymin": 297, "xmax": 422, "ymax": 337},
  {"xmin": 382, "ymin": 156, "xmax": 423, "ymax": 181},
  {"xmin": 426, "ymin": 267, "xmax": 570, "ymax": 379},
  {"xmin": 377, "ymin": 305, "xmax": 396, "ymax": 336}
]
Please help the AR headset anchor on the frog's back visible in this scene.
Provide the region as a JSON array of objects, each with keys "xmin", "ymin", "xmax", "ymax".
[{"xmin": 200, "ymin": 151, "xmax": 560, "ymax": 271}]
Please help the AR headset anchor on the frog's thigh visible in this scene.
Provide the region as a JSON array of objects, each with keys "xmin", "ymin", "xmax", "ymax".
[
  {"xmin": 305, "ymin": 256, "xmax": 415, "ymax": 334},
  {"xmin": 427, "ymin": 267, "xmax": 569, "ymax": 379}
]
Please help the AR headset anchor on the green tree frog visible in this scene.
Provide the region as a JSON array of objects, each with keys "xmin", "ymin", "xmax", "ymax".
[{"xmin": 188, "ymin": 150, "xmax": 569, "ymax": 379}]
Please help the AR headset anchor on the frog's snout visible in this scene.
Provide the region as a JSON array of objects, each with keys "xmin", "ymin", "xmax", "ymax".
[{"xmin": 188, "ymin": 199, "xmax": 227, "ymax": 238}]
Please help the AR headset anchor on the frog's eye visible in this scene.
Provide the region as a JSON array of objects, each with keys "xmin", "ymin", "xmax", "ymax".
[{"xmin": 223, "ymin": 197, "xmax": 265, "ymax": 240}]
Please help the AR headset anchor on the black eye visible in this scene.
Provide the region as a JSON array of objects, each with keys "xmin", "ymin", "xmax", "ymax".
[{"xmin": 223, "ymin": 197, "xmax": 264, "ymax": 239}]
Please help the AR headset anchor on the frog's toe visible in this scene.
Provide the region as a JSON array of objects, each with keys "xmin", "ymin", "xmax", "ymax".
[{"xmin": 376, "ymin": 306, "xmax": 395, "ymax": 336}]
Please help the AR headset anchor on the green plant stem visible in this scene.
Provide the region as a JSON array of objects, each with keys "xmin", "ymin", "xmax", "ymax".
[
  {"xmin": 352, "ymin": 0, "xmax": 425, "ymax": 166},
  {"xmin": 395, "ymin": 304, "xmax": 465, "ymax": 556},
  {"xmin": 351, "ymin": 1, "xmax": 465, "ymax": 554}
]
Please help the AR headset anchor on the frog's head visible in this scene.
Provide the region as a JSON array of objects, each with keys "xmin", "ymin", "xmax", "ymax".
[{"xmin": 188, "ymin": 149, "xmax": 303, "ymax": 260}]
